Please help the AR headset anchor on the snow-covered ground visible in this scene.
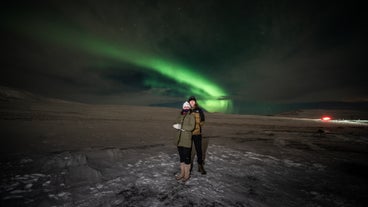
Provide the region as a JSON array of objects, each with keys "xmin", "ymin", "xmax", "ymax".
[
  {"xmin": 1, "ymin": 87, "xmax": 368, "ymax": 206},
  {"xmin": 1, "ymin": 141, "xmax": 367, "ymax": 207}
]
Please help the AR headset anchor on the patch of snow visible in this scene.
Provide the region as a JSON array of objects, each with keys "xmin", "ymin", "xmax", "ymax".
[
  {"xmin": 20, "ymin": 158, "xmax": 33, "ymax": 164},
  {"xmin": 283, "ymin": 159, "xmax": 303, "ymax": 167},
  {"xmin": 0, "ymin": 145, "xmax": 361, "ymax": 206},
  {"xmin": 24, "ymin": 183, "xmax": 32, "ymax": 189}
]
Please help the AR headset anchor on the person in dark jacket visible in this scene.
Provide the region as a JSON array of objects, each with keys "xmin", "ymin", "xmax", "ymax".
[
  {"xmin": 173, "ymin": 101, "xmax": 195, "ymax": 182},
  {"xmin": 188, "ymin": 96, "xmax": 207, "ymax": 175}
]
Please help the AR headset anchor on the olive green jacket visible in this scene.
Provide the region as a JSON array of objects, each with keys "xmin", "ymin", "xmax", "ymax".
[{"xmin": 175, "ymin": 112, "xmax": 195, "ymax": 148}]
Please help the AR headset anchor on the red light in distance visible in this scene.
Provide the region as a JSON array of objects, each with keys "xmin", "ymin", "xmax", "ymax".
[{"xmin": 321, "ymin": 116, "xmax": 331, "ymax": 121}]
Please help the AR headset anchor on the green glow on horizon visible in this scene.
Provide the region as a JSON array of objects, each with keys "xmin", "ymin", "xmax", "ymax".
[{"xmin": 21, "ymin": 21, "xmax": 233, "ymax": 112}]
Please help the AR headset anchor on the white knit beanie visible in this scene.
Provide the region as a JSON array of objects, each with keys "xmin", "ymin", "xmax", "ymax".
[{"xmin": 182, "ymin": 101, "xmax": 191, "ymax": 109}]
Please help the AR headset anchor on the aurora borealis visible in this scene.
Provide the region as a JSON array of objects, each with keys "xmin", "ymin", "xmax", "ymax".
[
  {"xmin": 23, "ymin": 21, "xmax": 233, "ymax": 113},
  {"xmin": 1, "ymin": 1, "xmax": 367, "ymax": 114}
]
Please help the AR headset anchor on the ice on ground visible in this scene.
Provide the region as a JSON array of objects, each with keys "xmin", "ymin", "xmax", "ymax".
[{"xmin": 2, "ymin": 144, "xmax": 362, "ymax": 207}]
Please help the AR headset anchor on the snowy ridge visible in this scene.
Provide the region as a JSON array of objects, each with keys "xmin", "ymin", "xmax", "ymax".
[{"xmin": 0, "ymin": 86, "xmax": 41, "ymax": 101}]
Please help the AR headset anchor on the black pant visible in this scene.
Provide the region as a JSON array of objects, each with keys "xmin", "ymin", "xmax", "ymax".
[
  {"xmin": 177, "ymin": 146, "xmax": 191, "ymax": 164},
  {"xmin": 192, "ymin": 135, "xmax": 203, "ymax": 165}
]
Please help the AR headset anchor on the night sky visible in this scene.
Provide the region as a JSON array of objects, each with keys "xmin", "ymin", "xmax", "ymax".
[{"xmin": 1, "ymin": 1, "xmax": 367, "ymax": 114}]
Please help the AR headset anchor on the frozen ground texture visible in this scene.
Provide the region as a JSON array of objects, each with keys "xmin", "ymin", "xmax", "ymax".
[
  {"xmin": 1, "ymin": 87, "xmax": 368, "ymax": 206},
  {"xmin": 2, "ymin": 142, "xmax": 368, "ymax": 207}
]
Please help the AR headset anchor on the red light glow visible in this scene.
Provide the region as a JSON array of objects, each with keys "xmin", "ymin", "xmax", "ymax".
[{"xmin": 322, "ymin": 116, "xmax": 331, "ymax": 121}]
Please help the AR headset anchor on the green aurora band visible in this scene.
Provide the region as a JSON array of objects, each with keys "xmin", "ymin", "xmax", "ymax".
[{"xmin": 17, "ymin": 21, "xmax": 233, "ymax": 113}]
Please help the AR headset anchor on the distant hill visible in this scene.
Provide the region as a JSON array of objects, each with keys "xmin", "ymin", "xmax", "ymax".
[
  {"xmin": 231, "ymin": 101, "xmax": 368, "ymax": 118},
  {"xmin": 1, "ymin": 86, "xmax": 367, "ymax": 120},
  {"xmin": 0, "ymin": 86, "xmax": 43, "ymax": 102},
  {"xmin": 277, "ymin": 109, "xmax": 368, "ymax": 120},
  {"xmin": 0, "ymin": 86, "xmax": 81, "ymax": 105}
]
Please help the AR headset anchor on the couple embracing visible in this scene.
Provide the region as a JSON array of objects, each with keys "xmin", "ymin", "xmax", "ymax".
[{"xmin": 173, "ymin": 96, "xmax": 207, "ymax": 182}]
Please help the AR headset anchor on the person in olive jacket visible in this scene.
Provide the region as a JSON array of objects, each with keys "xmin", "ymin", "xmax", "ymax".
[{"xmin": 173, "ymin": 101, "xmax": 195, "ymax": 182}]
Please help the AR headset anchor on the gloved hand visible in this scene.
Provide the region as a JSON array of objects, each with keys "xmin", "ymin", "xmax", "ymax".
[
  {"xmin": 173, "ymin": 123, "xmax": 181, "ymax": 129},
  {"xmin": 173, "ymin": 124, "xmax": 185, "ymax": 131}
]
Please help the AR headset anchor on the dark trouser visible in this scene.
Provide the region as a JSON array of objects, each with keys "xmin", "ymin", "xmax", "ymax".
[
  {"xmin": 201, "ymin": 137, "xmax": 208, "ymax": 163},
  {"xmin": 177, "ymin": 146, "xmax": 191, "ymax": 164},
  {"xmin": 192, "ymin": 135, "xmax": 203, "ymax": 165}
]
